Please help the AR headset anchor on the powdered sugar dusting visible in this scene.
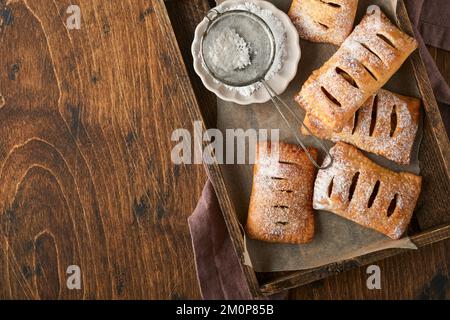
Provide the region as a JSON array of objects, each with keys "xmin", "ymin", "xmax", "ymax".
[
  {"xmin": 246, "ymin": 142, "xmax": 316, "ymax": 244},
  {"xmin": 298, "ymin": 9, "xmax": 418, "ymax": 132},
  {"xmin": 303, "ymin": 89, "xmax": 420, "ymax": 164},
  {"xmin": 206, "ymin": 27, "xmax": 251, "ymax": 73},
  {"xmin": 201, "ymin": 2, "xmax": 287, "ymax": 97},
  {"xmin": 313, "ymin": 142, "xmax": 422, "ymax": 239},
  {"xmin": 288, "ymin": 0, "xmax": 358, "ymax": 45}
]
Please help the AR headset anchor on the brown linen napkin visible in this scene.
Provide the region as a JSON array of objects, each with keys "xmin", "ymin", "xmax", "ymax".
[
  {"xmin": 188, "ymin": 180, "xmax": 255, "ymax": 300},
  {"xmin": 188, "ymin": 180, "xmax": 288, "ymax": 299},
  {"xmin": 188, "ymin": 1, "xmax": 450, "ymax": 300},
  {"xmin": 405, "ymin": 0, "xmax": 450, "ymax": 133}
]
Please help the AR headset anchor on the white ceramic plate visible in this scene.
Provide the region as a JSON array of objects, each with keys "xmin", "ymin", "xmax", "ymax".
[{"xmin": 191, "ymin": 0, "xmax": 301, "ymax": 105}]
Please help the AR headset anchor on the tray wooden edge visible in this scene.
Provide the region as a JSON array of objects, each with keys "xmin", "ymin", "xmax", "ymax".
[
  {"xmin": 154, "ymin": 0, "xmax": 262, "ymax": 296},
  {"xmin": 259, "ymin": 224, "xmax": 450, "ymax": 295},
  {"xmin": 160, "ymin": 0, "xmax": 450, "ymax": 298}
]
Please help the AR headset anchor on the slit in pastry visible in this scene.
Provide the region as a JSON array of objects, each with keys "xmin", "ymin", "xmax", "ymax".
[{"xmin": 313, "ymin": 142, "xmax": 421, "ymax": 239}]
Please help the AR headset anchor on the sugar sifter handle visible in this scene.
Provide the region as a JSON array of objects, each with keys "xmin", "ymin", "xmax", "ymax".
[
  {"xmin": 205, "ymin": 8, "xmax": 220, "ymax": 22},
  {"xmin": 261, "ymin": 80, "xmax": 333, "ymax": 170}
]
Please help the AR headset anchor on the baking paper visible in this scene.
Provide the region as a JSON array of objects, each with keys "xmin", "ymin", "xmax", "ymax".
[{"xmin": 216, "ymin": 0, "xmax": 422, "ymax": 272}]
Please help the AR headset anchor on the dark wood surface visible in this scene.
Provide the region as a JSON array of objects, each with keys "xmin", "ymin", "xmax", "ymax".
[
  {"xmin": 0, "ymin": 0, "xmax": 204, "ymax": 299},
  {"xmin": 0, "ymin": 0, "xmax": 448, "ymax": 299}
]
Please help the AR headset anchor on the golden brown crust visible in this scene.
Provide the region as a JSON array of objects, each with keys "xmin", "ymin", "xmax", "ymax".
[
  {"xmin": 313, "ymin": 142, "xmax": 422, "ymax": 239},
  {"xmin": 296, "ymin": 9, "xmax": 418, "ymax": 132},
  {"xmin": 288, "ymin": 0, "xmax": 358, "ymax": 45},
  {"xmin": 302, "ymin": 89, "xmax": 421, "ymax": 165},
  {"xmin": 246, "ymin": 142, "xmax": 318, "ymax": 244}
]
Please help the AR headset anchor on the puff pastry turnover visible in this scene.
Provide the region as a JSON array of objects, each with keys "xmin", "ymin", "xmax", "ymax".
[
  {"xmin": 246, "ymin": 142, "xmax": 318, "ymax": 244},
  {"xmin": 302, "ymin": 89, "xmax": 421, "ymax": 165},
  {"xmin": 314, "ymin": 142, "xmax": 422, "ymax": 239},
  {"xmin": 288, "ymin": 0, "xmax": 358, "ymax": 45},
  {"xmin": 296, "ymin": 9, "xmax": 418, "ymax": 132}
]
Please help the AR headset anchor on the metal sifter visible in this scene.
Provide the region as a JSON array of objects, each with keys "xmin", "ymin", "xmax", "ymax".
[{"xmin": 200, "ymin": 9, "xmax": 333, "ymax": 169}]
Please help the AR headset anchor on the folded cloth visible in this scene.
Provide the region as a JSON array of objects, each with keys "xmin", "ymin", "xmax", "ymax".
[
  {"xmin": 188, "ymin": 180, "xmax": 255, "ymax": 300},
  {"xmin": 189, "ymin": 1, "xmax": 450, "ymax": 300},
  {"xmin": 405, "ymin": 0, "xmax": 450, "ymax": 133},
  {"xmin": 406, "ymin": 0, "xmax": 450, "ymax": 51},
  {"xmin": 188, "ymin": 180, "xmax": 288, "ymax": 299}
]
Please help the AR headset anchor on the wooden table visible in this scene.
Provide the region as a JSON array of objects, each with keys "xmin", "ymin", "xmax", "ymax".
[{"xmin": 0, "ymin": 0, "xmax": 448, "ymax": 299}]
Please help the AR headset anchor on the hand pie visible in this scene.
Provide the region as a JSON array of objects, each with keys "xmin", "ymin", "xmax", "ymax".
[
  {"xmin": 288, "ymin": 0, "xmax": 358, "ymax": 45},
  {"xmin": 302, "ymin": 89, "xmax": 421, "ymax": 165},
  {"xmin": 314, "ymin": 142, "xmax": 422, "ymax": 239},
  {"xmin": 296, "ymin": 9, "xmax": 418, "ymax": 132},
  {"xmin": 246, "ymin": 142, "xmax": 318, "ymax": 244}
]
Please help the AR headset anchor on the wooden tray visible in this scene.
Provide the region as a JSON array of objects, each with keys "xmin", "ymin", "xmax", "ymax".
[{"xmin": 163, "ymin": 0, "xmax": 450, "ymax": 297}]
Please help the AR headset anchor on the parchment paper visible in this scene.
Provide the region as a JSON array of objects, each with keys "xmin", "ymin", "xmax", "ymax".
[{"xmin": 216, "ymin": 0, "xmax": 422, "ymax": 272}]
